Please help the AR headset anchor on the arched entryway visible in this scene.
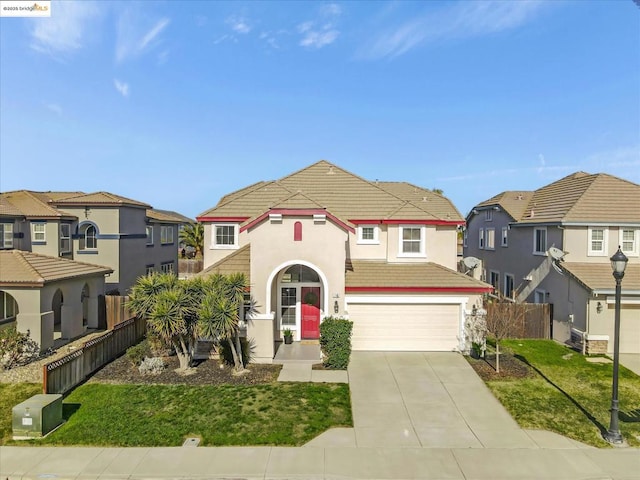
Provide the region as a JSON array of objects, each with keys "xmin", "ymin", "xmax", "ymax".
[{"xmin": 270, "ymin": 263, "xmax": 326, "ymax": 341}]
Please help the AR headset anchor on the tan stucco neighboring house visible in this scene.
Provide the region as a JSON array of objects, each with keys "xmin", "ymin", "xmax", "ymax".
[
  {"xmin": 464, "ymin": 171, "xmax": 640, "ymax": 354},
  {"xmin": 197, "ymin": 160, "xmax": 491, "ymax": 363},
  {"xmin": 0, "ymin": 190, "xmax": 185, "ymax": 294},
  {"xmin": 0, "ymin": 250, "xmax": 112, "ymax": 350}
]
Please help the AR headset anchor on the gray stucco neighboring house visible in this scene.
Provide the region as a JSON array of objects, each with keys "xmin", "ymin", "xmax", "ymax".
[{"xmin": 464, "ymin": 171, "xmax": 640, "ymax": 354}]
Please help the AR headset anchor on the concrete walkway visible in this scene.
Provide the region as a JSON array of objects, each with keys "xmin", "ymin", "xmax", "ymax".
[{"xmin": 2, "ymin": 352, "xmax": 639, "ymax": 479}]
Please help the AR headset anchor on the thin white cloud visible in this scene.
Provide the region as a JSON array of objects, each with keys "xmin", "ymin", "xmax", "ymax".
[
  {"xmin": 30, "ymin": 1, "xmax": 100, "ymax": 57},
  {"xmin": 114, "ymin": 79, "xmax": 130, "ymax": 97},
  {"xmin": 359, "ymin": 0, "xmax": 546, "ymax": 60},
  {"xmin": 320, "ymin": 3, "xmax": 342, "ymax": 17},
  {"xmin": 226, "ymin": 15, "xmax": 252, "ymax": 34},
  {"xmin": 45, "ymin": 103, "xmax": 63, "ymax": 115},
  {"xmin": 116, "ymin": 11, "xmax": 171, "ymax": 63},
  {"xmin": 300, "ymin": 29, "xmax": 340, "ymax": 48}
]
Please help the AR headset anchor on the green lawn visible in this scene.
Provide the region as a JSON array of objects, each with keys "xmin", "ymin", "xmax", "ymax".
[
  {"xmin": 26, "ymin": 382, "xmax": 352, "ymax": 447},
  {"xmin": 485, "ymin": 340, "xmax": 640, "ymax": 447},
  {"xmin": 0, "ymin": 383, "xmax": 42, "ymax": 444}
]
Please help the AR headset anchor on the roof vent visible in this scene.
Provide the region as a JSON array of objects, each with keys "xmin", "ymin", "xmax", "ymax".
[
  {"xmin": 517, "ymin": 194, "xmax": 523, "ymax": 200},
  {"xmin": 327, "ymin": 166, "xmax": 335, "ymax": 175},
  {"xmin": 422, "ymin": 196, "xmax": 428, "ymax": 202},
  {"xmin": 530, "ymin": 209, "xmax": 535, "ymax": 218}
]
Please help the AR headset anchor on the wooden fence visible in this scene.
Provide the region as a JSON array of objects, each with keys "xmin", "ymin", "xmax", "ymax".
[
  {"xmin": 485, "ymin": 302, "xmax": 550, "ymax": 339},
  {"xmin": 43, "ymin": 315, "xmax": 146, "ymax": 394},
  {"xmin": 105, "ymin": 295, "xmax": 132, "ymax": 330}
]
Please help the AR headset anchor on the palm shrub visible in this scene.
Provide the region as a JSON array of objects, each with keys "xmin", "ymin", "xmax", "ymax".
[
  {"xmin": 179, "ymin": 223, "xmax": 204, "ymax": 257},
  {"xmin": 319, "ymin": 316, "xmax": 353, "ymax": 370}
]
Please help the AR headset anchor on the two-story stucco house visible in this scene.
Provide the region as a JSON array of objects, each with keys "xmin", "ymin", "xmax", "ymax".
[
  {"xmin": 0, "ymin": 190, "xmax": 189, "ymax": 349},
  {"xmin": 197, "ymin": 161, "xmax": 491, "ymax": 363},
  {"xmin": 464, "ymin": 172, "xmax": 640, "ymax": 354}
]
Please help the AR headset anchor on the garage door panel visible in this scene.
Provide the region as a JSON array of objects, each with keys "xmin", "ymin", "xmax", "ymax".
[{"xmin": 349, "ymin": 303, "xmax": 460, "ymax": 351}]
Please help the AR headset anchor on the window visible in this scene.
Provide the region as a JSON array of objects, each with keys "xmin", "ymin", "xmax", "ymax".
[
  {"xmin": 213, "ymin": 224, "xmax": 237, "ymax": 248},
  {"xmin": 357, "ymin": 225, "xmax": 379, "ymax": 244},
  {"xmin": 160, "ymin": 262, "xmax": 174, "ymax": 274},
  {"xmin": 486, "ymin": 228, "xmax": 495, "ymax": 250},
  {"xmin": 533, "ymin": 227, "xmax": 546, "ymax": 254},
  {"xmin": 588, "ymin": 227, "xmax": 607, "ymax": 256},
  {"xmin": 146, "ymin": 265, "xmax": 154, "ymax": 275},
  {"xmin": 479, "ymin": 228, "xmax": 485, "ymax": 249},
  {"xmin": 294, "ymin": 221, "xmax": 302, "ymax": 241},
  {"xmin": 280, "ymin": 287, "xmax": 296, "ymax": 327},
  {"xmin": 0, "ymin": 291, "xmax": 18, "ymax": 320},
  {"xmin": 620, "ymin": 229, "xmax": 638, "ymax": 256},
  {"xmin": 0, "ymin": 223, "xmax": 13, "ymax": 249},
  {"xmin": 485, "ymin": 210, "xmax": 493, "ymax": 221},
  {"xmin": 504, "ymin": 274, "xmax": 514, "ymax": 299},
  {"xmin": 501, "ymin": 227, "xmax": 508, "ymax": 247},
  {"xmin": 79, "ymin": 224, "xmax": 97, "ymax": 250},
  {"xmin": 160, "ymin": 225, "xmax": 174, "ymax": 245},
  {"xmin": 281, "ymin": 265, "xmax": 319, "ymax": 283},
  {"xmin": 399, "ymin": 226, "xmax": 425, "ymax": 256},
  {"xmin": 490, "ymin": 271, "xmax": 500, "ymax": 291},
  {"xmin": 146, "ymin": 226, "xmax": 154, "ymax": 246},
  {"xmin": 463, "ymin": 229, "xmax": 468, "ymax": 248},
  {"xmin": 60, "ymin": 224, "xmax": 71, "ymax": 253},
  {"xmin": 31, "ymin": 222, "xmax": 46, "ymax": 243}
]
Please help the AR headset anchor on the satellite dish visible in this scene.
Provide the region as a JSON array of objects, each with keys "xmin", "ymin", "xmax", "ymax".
[
  {"xmin": 463, "ymin": 257, "xmax": 481, "ymax": 270},
  {"xmin": 552, "ymin": 261, "xmax": 564, "ymax": 275},
  {"xmin": 548, "ymin": 247, "xmax": 565, "ymax": 261}
]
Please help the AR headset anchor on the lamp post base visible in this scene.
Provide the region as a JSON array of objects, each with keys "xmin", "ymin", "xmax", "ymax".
[{"xmin": 603, "ymin": 430, "xmax": 624, "ymax": 445}]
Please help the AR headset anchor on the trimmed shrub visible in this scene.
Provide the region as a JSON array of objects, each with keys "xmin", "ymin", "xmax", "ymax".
[
  {"xmin": 319, "ymin": 316, "xmax": 353, "ymax": 370},
  {"xmin": 126, "ymin": 340, "xmax": 150, "ymax": 368},
  {"xmin": 0, "ymin": 326, "xmax": 40, "ymax": 370},
  {"xmin": 138, "ymin": 357, "xmax": 166, "ymax": 375}
]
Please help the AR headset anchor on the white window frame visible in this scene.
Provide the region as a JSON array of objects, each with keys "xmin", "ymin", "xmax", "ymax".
[
  {"xmin": 504, "ymin": 273, "xmax": 515, "ymax": 299},
  {"xmin": 357, "ymin": 225, "xmax": 379, "ymax": 245},
  {"xmin": 619, "ymin": 228, "xmax": 638, "ymax": 257},
  {"xmin": 463, "ymin": 229, "xmax": 468, "ymax": 248},
  {"xmin": 485, "ymin": 210, "xmax": 493, "ymax": 222},
  {"xmin": 501, "ymin": 226, "xmax": 508, "ymax": 247},
  {"xmin": 59, "ymin": 224, "xmax": 71, "ymax": 253},
  {"xmin": 160, "ymin": 262, "xmax": 174, "ymax": 274},
  {"xmin": 533, "ymin": 227, "xmax": 547, "ymax": 255},
  {"xmin": 0, "ymin": 223, "xmax": 13, "ymax": 249},
  {"xmin": 398, "ymin": 225, "xmax": 426, "ymax": 257},
  {"xmin": 478, "ymin": 228, "xmax": 485, "ymax": 249},
  {"xmin": 146, "ymin": 226, "xmax": 154, "ymax": 246},
  {"xmin": 212, "ymin": 224, "xmax": 238, "ymax": 249},
  {"xmin": 485, "ymin": 228, "xmax": 495, "ymax": 250},
  {"xmin": 588, "ymin": 227, "xmax": 608, "ymax": 257},
  {"xmin": 160, "ymin": 225, "xmax": 174, "ymax": 245},
  {"xmin": 79, "ymin": 224, "xmax": 98, "ymax": 250},
  {"xmin": 146, "ymin": 265, "xmax": 154, "ymax": 275},
  {"xmin": 31, "ymin": 222, "xmax": 46, "ymax": 243}
]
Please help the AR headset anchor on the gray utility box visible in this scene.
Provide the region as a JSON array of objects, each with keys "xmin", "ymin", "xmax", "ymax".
[{"xmin": 12, "ymin": 394, "xmax": 63, "ymax": 439}]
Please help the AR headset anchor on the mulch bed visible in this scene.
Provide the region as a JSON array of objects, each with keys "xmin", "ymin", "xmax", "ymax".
[
  {"xmin": 88, "ymin": 354, "xmax": 282, "ymax": 386},
  {"xmin": 466, "ymin": 353, "xmax": 534, "ymax": 381}
]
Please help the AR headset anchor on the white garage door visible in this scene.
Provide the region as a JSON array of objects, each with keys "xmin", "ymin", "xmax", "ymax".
[
  {"xmin": 620, "ymin": 306, "xmax": 640, "ymax": 354},
  {"xmin": 348, "ymin": 303, "xmax": 461, "ymax": 351}
]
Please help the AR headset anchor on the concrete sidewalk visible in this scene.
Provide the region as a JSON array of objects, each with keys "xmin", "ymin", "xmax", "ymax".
[{"xmin": 2, "ymin": 445, "xmax": 639, "ymax": 479}]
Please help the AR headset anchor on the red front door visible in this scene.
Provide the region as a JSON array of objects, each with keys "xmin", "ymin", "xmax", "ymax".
[{"xmin": 301, "ymin": 287, "xmax": 321, "ymax": 339}]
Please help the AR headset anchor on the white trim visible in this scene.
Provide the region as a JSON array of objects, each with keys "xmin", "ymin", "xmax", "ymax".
[
  {"xmin": 585, "ymin": 334, "xmax": 609, "ymax": 341},
  {"xmin": 533, "ymin": 227, "xmax": 547, "ymax": 255},
  {"xmin": 478, "ymin": 228, "xmax": 484, "ymax": 249},
  {"xmin": 212, "ymin": 223, "xmax": 239, "ymax": 250},
  {"xmin": 485, "ymin": 227, "xmax": 495, "ymax": 250},
  {"xmin": 357, "ymin": 224, "xmax": 380, "ymax": 245},
  {"xmin": 269, "ymin": 214, "xmax": 282, "ymax": 223},
  {"xmin": 485, "ymin": 210, "xmax": 493, "ymax": 222},
  {"xmin": 265, "ymin": 260, "xmax": 329, "ymax": 319},
  {"xmin": 489, "ymin": 270, "xmax": 500, "ymax": 290},
  {"xmin": 605, "ymin": 296, "xmax": 640, "ymax": 305},
  {"xmin": 398, "ymin": 225, "xmax": 426, "ymax": 257},
  {"xmin": 587, "ymin": 226, "xmax": 608, "ymax": 257},
  {"xmin": 313, "ymin": 214, "xmax": 326, "ymax": 224},
  {"xmin": 501, "ymin": 226, "xmax": 508, "ymax": 247},
  {"xmin": 31, "ymin": 222, "xmax": 46, "ymax": 242}
]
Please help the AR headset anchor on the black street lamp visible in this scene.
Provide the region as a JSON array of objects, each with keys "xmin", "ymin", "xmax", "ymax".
[{"xmin": 603, "ymin": 246, "xmax": 628, "ymax": 445}]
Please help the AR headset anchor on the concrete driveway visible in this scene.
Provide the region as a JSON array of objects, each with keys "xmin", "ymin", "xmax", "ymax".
[{"xmin": 345, "ymin": 351, "xmax": 556, "ymax": 448}]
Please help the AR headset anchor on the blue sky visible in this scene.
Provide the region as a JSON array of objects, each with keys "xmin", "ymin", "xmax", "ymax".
[{"xmin": 1, "ymin": 0, "xmax": 638, "ymax": 219}]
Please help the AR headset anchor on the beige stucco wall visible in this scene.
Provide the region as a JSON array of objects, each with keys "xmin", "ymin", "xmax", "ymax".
[
  {"xmin": 586, "ymin": 297, "xmax": 640, "ymax": 354},
  {"xmin": 347, "ymin": 224, "xmax": 388, "ymax": 260},
  {"xmin": 386, "ymin": 225, "xmax": 457, "ymax": 267},
  {"xmin": 28, "ymin": 220, "xmax": 61, "ymax": 257},
  {"xmin": 563, "ymin": 226, "xmax": 640, "ymax": 263}
]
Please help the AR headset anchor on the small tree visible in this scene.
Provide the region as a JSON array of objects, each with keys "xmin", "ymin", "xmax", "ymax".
[
  {"xmin": 179, "ymin": 223, "xmax": 204, "ymax": 257},
  {"xmin": 485, "ymin": 297, "xmax": 526, "ymax": 373},
  {"xmin": 127, "ymin": 273, "xmax": 199, "ymax": 370}
]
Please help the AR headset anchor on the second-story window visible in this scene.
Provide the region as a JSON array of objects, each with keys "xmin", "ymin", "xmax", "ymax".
[
  {"xmin": 146, "ymin": 226, "xmax": 154, "ymax": 245},
  {"xmin": 358, "ymin": 225, "xmax": 379, "ymax": 244},
  {"xmin": 485, "ymin": 210, "xmax": 493, "ymax": 221},
  {"xmin": 533, "ymin": 227, "xmax": 546, "ymax": 254},
  {"xmin": 501, "ymin": 227, "xmax": 508, "ymax": 247},
  {"xmin": 60, "ymin": 224, "xmax": 71, "ymax": 253},
  {"xmin": 31, "ymin": 222, "xmax": 46, "ymax": 243},
  {"xmin": 80, "ymin": 224, "xmax": 97, "ymax": 250},
  {"xmin": 478, "ymin": 228, "xmax": 485, "ymax": 249},
  {"xmin": 588, "ymin": 227, "xmax": 607, "ymax": 256},
  {"xmin": 486, "ymin": 228, "xmax": 495, "ymax": 250},
  {"xmin": 399, "ymin": 226, "xmax": 425, "ymax": 256},
  {"xmin": 213, "ymin": 224, "xmax": 238, "ymax": 249},
  {"xmin": 161, "ymin": 225, "xmax": 174, "ymax": 245},
  {"xmin": 0, "ymin": 223, "xmax": 13, "ymax": 249},
  {"xmin": 620, "ymin": 229, "xmax": 638, "ymax": 256}
]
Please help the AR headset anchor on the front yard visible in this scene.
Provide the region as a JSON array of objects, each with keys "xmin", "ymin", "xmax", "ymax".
[{"xmin": 468, "ymin": 339, "xmax": 640, "ymax": 447}]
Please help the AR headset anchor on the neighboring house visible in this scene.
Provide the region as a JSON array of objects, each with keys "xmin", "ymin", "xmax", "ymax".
[
  {"xmin": 464, "ymin": 172, "xmax": 640, "ymax": 354},
  {"xmin": 0, "ymin": 190, "xmax": 184, "ymax": 293},
  {"xmin": 197, "ymin": 160, "xmax": 491, "ymax": 363},
  {"xmin": 0, "ymin": 250, "xmax": 112, "ymax": 350}
]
